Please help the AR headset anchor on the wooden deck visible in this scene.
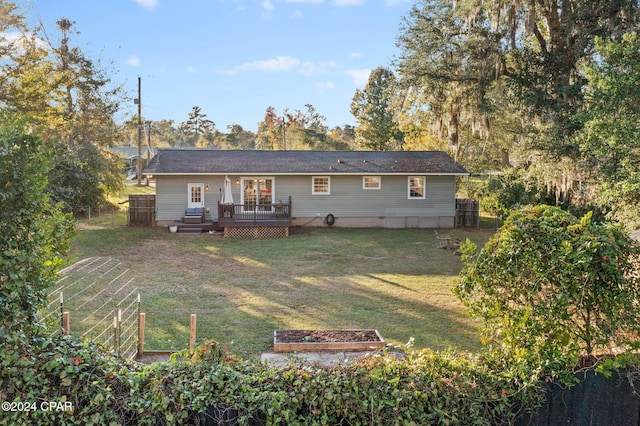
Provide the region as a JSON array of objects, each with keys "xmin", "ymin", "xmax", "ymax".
[
  {"xmin": 217, "ymin": 197, "xmax": 291, "ymax": 228},
  {"xmin": 168, "ymin": 198, "xmax": 292, "ymax": 235}
]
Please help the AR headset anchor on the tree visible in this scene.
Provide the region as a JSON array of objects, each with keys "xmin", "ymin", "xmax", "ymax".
[
  {"xmin": 329, "ymin": 124, "xmax": 356, "ymax": 149},
  {"xmin": 0, "ymin": 7, "xmax": 126, "ymax": 214},
  {"xmin": 455, "ymin": 205, "xmax": 640, "ymax": 363},
  {"xmin": 255, "ymin": 106, "xmax": 281, "ymax": 150},
  {"xmin": 0, "ymin": 112, "xmax": 75, "ymax": 342},
  {"xmin": 184, "ymin": 106, "xmax": 216, "ymax": 146},
  {"xmin": 45, "ymin": 18, "xmax": 124, "ymax": 213},
  {"xmin": 350, "ymin": 67, "xmax": 404, "ymax": 150},
  {"xmin": 255, "ymin": 104, "xmax": 340, "ymax": 150},
  {"xmin": 395, "ymin": 0, "xmax": 638, "ymax": 183},
  {"xmin": 220, "ymin": 124, "xmax": 255, "ymax": 150},
  {"xmin": 395, "ymin": 2, "xmax": 500, "ymax": 161},
  {"xmin": 578, "ymin": 32, "xmax": 640, "ymax": 229}
]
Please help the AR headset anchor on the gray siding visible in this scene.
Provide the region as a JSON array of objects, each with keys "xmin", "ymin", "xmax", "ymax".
[
  {"xmin": 155, "ymin": 175, "xmax": 228, "ymax": 221},
  {"xmin": 155, "ymin": 174, "xmax": 456, "ymax": 222},
  {"xmin": 276, "ymin": 175, "xmax": 455, "ymax": 218}
]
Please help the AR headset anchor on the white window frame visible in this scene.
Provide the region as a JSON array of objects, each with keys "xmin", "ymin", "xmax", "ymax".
[
  {"xmin": 240, "ymin": 177, "xmax": 275, "ymax": 212},
  {"xmin": 408, "ymin": 176, "xmax": 426, "ymax": 199},
  {"xmin": 187, "ymin": 183, "xmax": 205, "ymax": 208},
  {"xmin": 312, "ymin": 176, "xmax": 330, "ymax": 195},
  {"xmin": 363, "ymin": 176, "xmax": 381, "ymax": 190}
]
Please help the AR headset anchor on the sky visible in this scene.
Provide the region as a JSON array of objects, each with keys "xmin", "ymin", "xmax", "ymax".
[{"xmin": 23, "ymin": 0, "xmax": 414, "ymax": 133}]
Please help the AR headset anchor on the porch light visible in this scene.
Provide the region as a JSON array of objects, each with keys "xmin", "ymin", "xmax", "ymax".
[
  {"xmin": 205, "ymin": 184, "xmax": 210, "ymax": 191},
  {"xmin": 235, "ymin": 178, "xmax": 240, "ymax": 185}
]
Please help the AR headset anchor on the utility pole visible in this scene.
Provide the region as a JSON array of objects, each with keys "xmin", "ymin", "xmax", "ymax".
[
  {"xmin": 282, "ymin": 117, "xmax": 286, "ymax": 150},
  {"xmin": 145, "ymin": 121, "xmax": 152, "ymax": 186},
  {"xmin": 136, "ymin": 76, "xmax": 142, "ymax": 185}
]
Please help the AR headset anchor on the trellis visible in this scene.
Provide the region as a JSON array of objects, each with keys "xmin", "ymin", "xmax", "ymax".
[{"xmin": 42, "ymin": 257, "xmax": 142, "ymax": 360}]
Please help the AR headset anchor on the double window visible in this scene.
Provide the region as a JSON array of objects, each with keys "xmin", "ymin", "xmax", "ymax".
[
  {"xmin": 363, "ymin": 176, "xmax": 381, "ymax": 190},
  {"xmin": 312, "ymin": 176, "xmax": 330, "ymax": 195}
]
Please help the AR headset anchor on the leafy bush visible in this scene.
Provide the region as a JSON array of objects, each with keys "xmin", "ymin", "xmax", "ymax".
[
  {"xmin": 479, "ymin": 168, "xmax": 552, "ymax": 216},
  {"xmin": 0, "ymin": 112, "xmax": 75, "ymax": 342},
  {"xmin": 455, "ymin": 205, "xmax": 640, "ymax": 371},
  {"xmin": 0, "ymin": 336, "xmax": 139, "ymax": 426},
  {"xmin": 0, "ymin": 337, "xmax": 545, "ymax": 425}
]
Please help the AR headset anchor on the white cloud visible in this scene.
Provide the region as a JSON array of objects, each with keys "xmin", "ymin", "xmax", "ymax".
[
  {"xmin": 317, "ymin": 81, "xmax": 335, "ymax": 90},
  {"xmin": 126, "ymin": 55, "xmax": 141, "ymax": 67},
  {"xmin": 284, "ymin": 0, "xmax": 324, "ymax": 3},
  {"xmin": 345, "ymin": 68, "xmax": 371, "ymax": 86},
  {"xmin": 186, "ymin": 66, "xmax": 198, "ymax": 74},
  {"xmin": 223, "ymin": 56, "xmax": 337, "ymax": 76},
  {"xmin": 349, "ymin": 52, "xmax": 363, "ymax": 58},
  {"xmin": 262, "ymin": 0, "xmax": 275, "ymax": 11},
  {"xmin": 332, "ymin": 0, "xmax": 364, "ymax": 6},
  {"xmin": 133, "ymin": 0, "xmax": 159, "ymax": 9},
  {"xmin": 227, "ymin": 55, "xmax": 300, "ymax": 73}
]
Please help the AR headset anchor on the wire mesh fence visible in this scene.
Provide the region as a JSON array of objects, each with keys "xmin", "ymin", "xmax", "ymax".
[{"xmin": 41, "ymin": 257, "xmax": 141, "ymax": 360}]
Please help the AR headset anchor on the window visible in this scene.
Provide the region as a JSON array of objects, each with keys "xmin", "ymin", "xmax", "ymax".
[
  {"xmin": 408, "ymin": 176, "xmax": 425, "ymax": 199},
  {"xmin": 312, "ymin": 176, "xmax": 330, "ymax": 195},
  {"xmin": 363, "ymin": 176, "xmax": 381, "ymax": 190}
]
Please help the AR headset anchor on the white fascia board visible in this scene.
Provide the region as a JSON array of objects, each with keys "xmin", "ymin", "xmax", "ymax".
[{"xmin": 147, "ymin": 172, "xmax": 469, "ymax": 177}]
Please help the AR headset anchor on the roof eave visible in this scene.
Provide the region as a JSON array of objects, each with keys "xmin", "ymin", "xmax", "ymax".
[{"xmin": 145, "ymin": 172, "xmax": 469, "ymax": 176}]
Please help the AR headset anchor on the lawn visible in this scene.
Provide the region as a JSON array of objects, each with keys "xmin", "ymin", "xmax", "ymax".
[{"xmin": 69, "ymin": 205, "xmax": 494, "ymax": 359}]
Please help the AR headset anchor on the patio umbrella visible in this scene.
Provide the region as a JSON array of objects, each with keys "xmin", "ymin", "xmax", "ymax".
[{"xmin": 221, "ymin": 176, "xmax": 234, "ymax": 205}]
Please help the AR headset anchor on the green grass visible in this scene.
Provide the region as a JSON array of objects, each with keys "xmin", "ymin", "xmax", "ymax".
[
  {"xmin": 68, "ymin": 223, "xmax": 494, "ymax": 360},
  {"xmin": 81, "ymin": 183, "xmax": 155, "ymax": 227}
]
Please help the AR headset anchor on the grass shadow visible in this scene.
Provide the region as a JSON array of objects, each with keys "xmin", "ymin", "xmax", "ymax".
[{"xmin": 69, "ymin": 227, "xmax": 493, "ymax": 358}]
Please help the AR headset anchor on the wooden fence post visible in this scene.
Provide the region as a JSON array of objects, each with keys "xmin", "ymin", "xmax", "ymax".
[
  {"xmin": 59, "ymin": 292, "xmax": 64, "ymax": 331},
  {"xmin": 62, "ymin": 311, "xmax": 70, "ymax": 336},
  {"xmin": 113, "ymin": 315, "xmax": 118, "ymax": 355},
  {"xmin": 189, "ymin": 314, "xmax": 197, "ymax": 351},
  {"xmin": 138, "ymin": 312, "xmax": 145, "ymax": 356},
  {"xmin": 117, "ymin": 309, "xmax": 122, "ymax": 357}
]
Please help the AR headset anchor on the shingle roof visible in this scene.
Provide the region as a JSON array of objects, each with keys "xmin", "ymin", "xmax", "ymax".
[{"xmin": 143, "ymin": 149, "xmax": 468, "ymax": 176}]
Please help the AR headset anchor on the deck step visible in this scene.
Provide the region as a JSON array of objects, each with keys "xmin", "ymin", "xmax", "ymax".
[{"xmin": 173, "ymin": 221, "xmax": 220, "ymax": 234}]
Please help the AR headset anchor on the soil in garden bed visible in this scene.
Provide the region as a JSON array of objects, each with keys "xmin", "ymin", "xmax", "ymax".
[{"xmin": 275, "ymin": 329, "xmax": 382, "ymax": 343}]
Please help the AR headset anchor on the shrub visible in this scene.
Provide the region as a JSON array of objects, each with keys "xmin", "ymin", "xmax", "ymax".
[
  {"xmin": 0, "ymin": 112, "xmax": 75, "ymax": 342},
  {"xmin": 0, "ymin": 337, "xmax": 545, "ymax": 425},
  {"xmin": 455, "ymin": 205, "xmax": 640, "ymax": 372}
]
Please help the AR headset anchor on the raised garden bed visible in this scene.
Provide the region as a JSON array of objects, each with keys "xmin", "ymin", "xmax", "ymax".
[{"xmin": 273, "ymin": 329, "xmax": 385, "ymax": 353}]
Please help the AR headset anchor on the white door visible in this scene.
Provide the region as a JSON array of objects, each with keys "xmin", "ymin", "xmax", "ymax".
[{"xmin": 187, "ymin": 183, "xmax": 205, "ymax": 208}]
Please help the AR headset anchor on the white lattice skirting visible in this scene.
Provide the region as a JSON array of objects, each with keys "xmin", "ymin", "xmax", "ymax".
[{"xmin": 224, "ymin": 226, "xmax": 289, "ymax": 239}]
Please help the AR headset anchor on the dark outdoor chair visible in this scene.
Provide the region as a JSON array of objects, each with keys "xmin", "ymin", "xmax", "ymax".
[{"xmin": 183, "ymin": 207, "xmax": 205, "ymax": 224}]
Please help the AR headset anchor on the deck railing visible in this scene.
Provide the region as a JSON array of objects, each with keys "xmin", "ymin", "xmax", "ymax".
[{"xmin": 218, "ymin": 196, "xmax": 291, "ymax": 226}]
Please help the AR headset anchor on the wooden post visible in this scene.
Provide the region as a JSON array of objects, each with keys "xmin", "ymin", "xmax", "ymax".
[
  {"xmin": 138, "ymin": 312, "xmax": 145, "ymax": 356},
  {"xmin": 189, "ymin": 314, "xmax": 197, "ymax": 351},
  {"xmin": 117, "ymin": 309, "xmax": 122, "ymax": 357},
  {"xmin": 59, "ymin": 292, "xmax": 64, "ymax": 331},
  {"xmin": 113, "ymin": 315, "xmax": 119, "ymax": 356},
  {"xmin": 62, "ymin": 311, "xmax": 70, "ymax": 336}
]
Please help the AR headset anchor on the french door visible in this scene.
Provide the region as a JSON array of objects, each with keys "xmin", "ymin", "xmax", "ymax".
[{"xmin": 241, "ymin": 178, "xmax": 273, "ymax": 211}]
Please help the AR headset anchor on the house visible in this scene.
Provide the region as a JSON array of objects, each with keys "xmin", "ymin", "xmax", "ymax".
[
  {"xmin": 142, "ymin": 149, "xmax": 468, "ymax": 233},
  {"xmin": 110, "ymin": 146, "xmax": 158, "ymax": 180}
]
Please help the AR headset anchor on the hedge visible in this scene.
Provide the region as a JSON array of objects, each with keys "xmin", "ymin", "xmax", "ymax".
[{"xmin": 0, "ymin": 337, "xmax": 550, "ymax": 426}]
